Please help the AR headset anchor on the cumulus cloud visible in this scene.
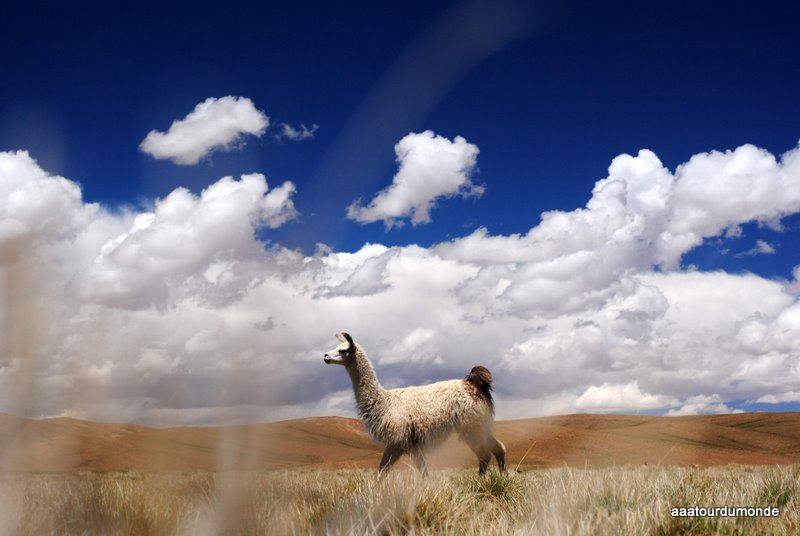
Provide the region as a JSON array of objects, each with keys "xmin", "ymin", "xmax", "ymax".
[
  {"xmin": 662, "ymin": 144, "xmax": 800, "ymax": 266},
  {"xmin": 756, "ymin": 391, "xmax": 800, "ymax": 404},
  {"xmin": 0, "ymin": 151, "xmax": 97, "ymax": 260},
  {"xmin": 434, "ymin": 143, "xmax": 800, "ymax": 317},
  {"xmin": 318, "ymin": 247, "xmax": 394, "ymax": 298},
  {"xmin": 275, "ymin": 123, "xmax": 318, "ymax": 141},
  {"xmin": 140, "ymin": 96, "xmax": 269, "ymax": 165},
  {"xmin": 575, "ymin": 382, "xmax": 676, "ymax": 412},
  {"xmin": 347, "ymin": 131, "xmax": 482, "ymax": 227},
  {"xmin": 2, "ymin": 140, "xmax": 800, "ymax": 426},
  {"xmin": 82, "ymin": 173, "xmax": 298, "ymax": 309},
  {"xmin": 666, "ymin": 395, "xmax": 743, "ymax": 416}
]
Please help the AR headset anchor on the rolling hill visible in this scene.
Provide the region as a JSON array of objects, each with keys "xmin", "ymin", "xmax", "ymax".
[{"xmin": 0, "ymin": 412, "xmax": 798, "ymax": 472}]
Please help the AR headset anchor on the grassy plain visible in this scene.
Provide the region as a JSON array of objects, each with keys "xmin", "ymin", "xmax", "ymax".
[{"xmin": 1, "ymin": 465, "xmax": 797, "ymax": 535}]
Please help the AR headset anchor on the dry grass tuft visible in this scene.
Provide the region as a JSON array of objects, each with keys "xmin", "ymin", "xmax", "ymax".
[{"xmin": 0, "ymin": 465, "xmax": 797, "ymax": 535}]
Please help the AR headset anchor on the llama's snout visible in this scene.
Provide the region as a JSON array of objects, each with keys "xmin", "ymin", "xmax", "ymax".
[
  {"xmin": 323, "ymin": 351, "xmax": 343, "ymax": 364},
  {"xmin": 324, "ymin": 339, "xmax": 352, "ymax": 366}
]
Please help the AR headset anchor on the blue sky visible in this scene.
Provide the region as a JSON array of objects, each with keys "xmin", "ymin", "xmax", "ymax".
[
  {"xmin": 1, "ymin": 1, "xmax": 799, "ymax": 424},
  {"xmin": 4, "ymin": 1, "xmax": 799, "ymax": 264}
]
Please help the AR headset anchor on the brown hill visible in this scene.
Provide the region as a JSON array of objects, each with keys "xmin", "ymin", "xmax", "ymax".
[{"xmin": 0, "ymin": 412, "xmax": 798, "ymax": 472}]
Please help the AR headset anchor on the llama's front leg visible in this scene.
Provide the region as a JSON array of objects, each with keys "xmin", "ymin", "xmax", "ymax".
[
  {"xmin": 464, "ymin": 440, "xmax": 492, "ymax": 475},
  {"xmin": 378, "ymin": 445, "xmax": 402, "ymax": 475},
  {"xmin": 411, "ymin": 450, "xmax": 429, "ymax": 478},
  {"xmin": 459, "ymin": 428, "xmax": 492, "ymax": 475},
  {"xmin": 476, "ymin": 448, "xmax": 492, "ymax": 475}
]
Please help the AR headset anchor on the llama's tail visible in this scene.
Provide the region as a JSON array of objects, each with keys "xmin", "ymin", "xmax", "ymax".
[{"xmin": 465, "ymin": 365, "xmax": 494, "ymax": 412}]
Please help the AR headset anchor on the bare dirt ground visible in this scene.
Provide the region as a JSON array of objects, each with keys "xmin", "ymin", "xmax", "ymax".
[{"xmin": 1, "ymin": 412, "xmax": 799, "ymax": 472}]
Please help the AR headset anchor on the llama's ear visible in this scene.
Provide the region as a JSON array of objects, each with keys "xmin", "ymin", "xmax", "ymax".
[
  {"xmin": 335, "ymin": 332, "xmax": 346, "ymax": 343},
  {"xmin": 340, "ymin": 332, "xmax": 355, "ymax": 350}
]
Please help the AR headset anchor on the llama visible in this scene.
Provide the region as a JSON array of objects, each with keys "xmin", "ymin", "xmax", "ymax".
[{"xmin": 323, "ymin": 332, "xmax": 505, "ymax": 475}]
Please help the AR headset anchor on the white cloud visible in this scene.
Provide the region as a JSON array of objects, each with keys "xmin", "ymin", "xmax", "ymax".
[
  {"xmin": 139, "ymin": 96, "xmax": 269, "ymax": 165},
  {"xmin": 2, "ymin": 140, "xmax": 800, "ymax": 426},
  {"xmin": 347, "ymin": 130, "xmax": 482, "ymax": 227},
  {"xmin": 662, "ymin": 144, "xmax": 800, "ymax": 267},
  {"xmin": 0, "ymin": 150, "xmax": 97, "ymax": 261},
  {"xmin": 575, "ymin": 382, "xmax": 676, "ymax": 412},
  {"xmin": 788, "ymin": 265, "xmax": 800, "ymax": 294},
  {"xmin": 275, "ymin": 123, "xmax": 318, "ymax": 141},
  {"xmin": 380, "ymin": 328, "xmax": 440, "ymax": 365},
  {"xmin": 666, "ymin": 395, "xmax": 742, "ymax": 416},
  {"xmin": 435, "ymin": 143, "xmax": 800, "ymax": 317},
  {"xmin": 134, "ymin": 348, "xmax": 180, "ymax": 379},
  {"xmin": 81, "ymin": 173, "xmax": 297, "ymax": 309},
  {"xmin": 755, "ymin": 240, "xmax": 776, "ymax": 254},
  {"xmin": 756, "ymin": 391, "xmax": 800, "ymax": 404},
  {"xmin": 319, "ymin": 248, "xmax": 394, "ymax": 298},
  {"xmin": 736, "ymin": 239, "xmax": 776, "ymax": 257}
]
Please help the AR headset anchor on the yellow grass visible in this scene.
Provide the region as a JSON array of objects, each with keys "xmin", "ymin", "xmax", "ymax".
[{"xmin": 0, "ymin": 465, "xmax": 797, "ymax": 535}]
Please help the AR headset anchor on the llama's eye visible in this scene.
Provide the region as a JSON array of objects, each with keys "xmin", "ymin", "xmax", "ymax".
[{"xmin": 339, "ymin": 349, "xmax": 346, "ymax": 354}]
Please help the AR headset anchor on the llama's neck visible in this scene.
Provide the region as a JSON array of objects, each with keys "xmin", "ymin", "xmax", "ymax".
[{"xmin": 346, "ymin": 346, "xmax": 385, "ymax": 418}]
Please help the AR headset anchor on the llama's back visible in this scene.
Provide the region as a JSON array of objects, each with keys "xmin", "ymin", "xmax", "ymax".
[{"xmin": 374, "ymin": 378, "xmax": 493, "ymax": 449}]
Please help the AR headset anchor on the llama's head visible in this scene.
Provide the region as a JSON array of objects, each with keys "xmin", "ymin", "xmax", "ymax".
[{"xmin": 323, "ymin": 332, "xmax": 356, "ymax": 366}]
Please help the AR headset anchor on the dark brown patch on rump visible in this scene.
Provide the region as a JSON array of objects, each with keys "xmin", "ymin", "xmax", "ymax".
[{"xmin": 464, "ymin": 365, "xmax": 494, "ymax": 412}]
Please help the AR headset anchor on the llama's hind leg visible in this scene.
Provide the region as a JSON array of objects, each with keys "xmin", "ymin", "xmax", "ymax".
[
  {"xmin": 411, "ymin": 449, "xmax": 429, "ymax": 478},
  {"xmin": 378, "ymin": 445, "xmax": 403, "ymax": 475},
  {"xmin": 488, "ymin": 434, "xmax": 506, "ymax": 472}
]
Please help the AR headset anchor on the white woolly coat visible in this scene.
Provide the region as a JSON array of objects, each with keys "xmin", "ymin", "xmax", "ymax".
[{"xmin": 348, "ymin": 346, "xmax": 494, "ymax": 451}]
